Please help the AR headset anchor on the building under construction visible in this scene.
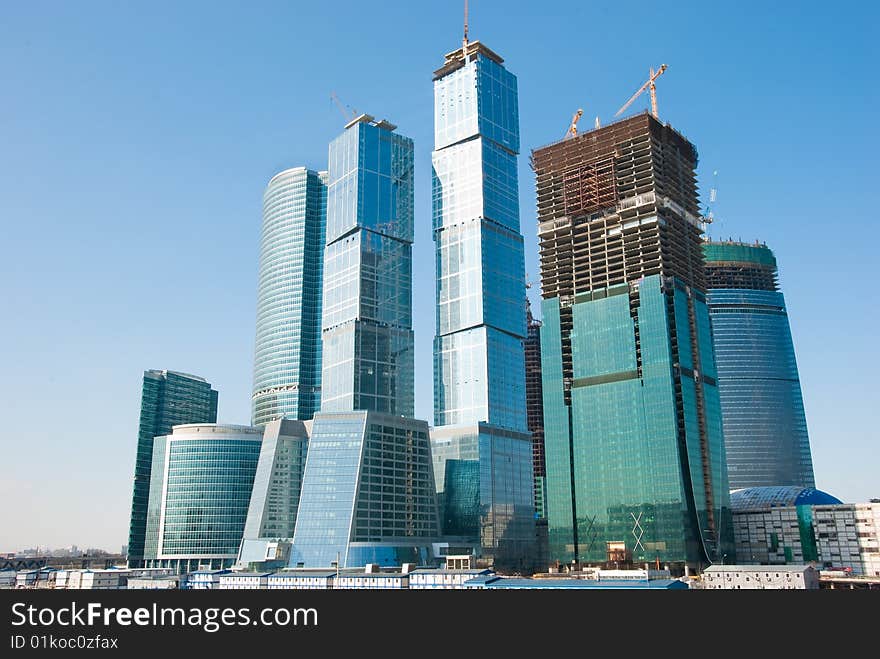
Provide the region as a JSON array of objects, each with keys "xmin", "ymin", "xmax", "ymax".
[{"xmin": 532, "ymin": 111, "xmax": 734, "ymax": 569}]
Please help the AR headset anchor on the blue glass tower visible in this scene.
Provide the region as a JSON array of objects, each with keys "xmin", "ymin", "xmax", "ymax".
[
  {"xmin": 290, "ymin": 116, "xmax": 440, "ymax": 568},
  {"xmin": 252, "ymin": 167, "xmax": 327, "ymax": 426},
  {"xmin": 430, "ymin": 40, "xmax": 535, "ymax": 570},
  {"xmin": 432, "ymin": 41, "xmax": 526, "ymax": 429},
  {"xmin": 127, "ymin": 370, "xmax": 218, "ymax": 568},
  {"xmin": 533, "ymin": 113, "xmax": 735, "ymax": 569},
  {"xmin": 320, "ymin": 116, "xmax": 414, "ymax": 416},
  {"xmin": 704, "ymin": 241, "xmax": 815, "ymax": 489}
]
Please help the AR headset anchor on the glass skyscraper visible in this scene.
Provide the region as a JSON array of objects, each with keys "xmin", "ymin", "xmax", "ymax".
[
  {"xmin": 143, "ymin": 424, "xmax": 262, "ymax": 573},
  {"xmin": 532, "ymin": 113, "xmax": 735, "ymax": 569},
  {"xmin": 252, "ymin": 167, "xmax": 327, "ymax": 426},
  {"xmin": 289, "ymin": 116, "xmax": 440, "ymax": 568},
  {"xmin": 127, "ymin": 370, "xmax": 218, "ymax": 568},
  {"xmin": 320, "ymin": 116, "xmax": 414, "ymax": 416},
  {"xmin": 430, "ymin": 40, "xmax": 535, "ymax": 570},
  {"xmin": 432, "ymin": 41, "xmax": 526, "ymax": 429},
  {"xmin": 704, "ymin": 241, "xmax": 815, "ymax": 489}
]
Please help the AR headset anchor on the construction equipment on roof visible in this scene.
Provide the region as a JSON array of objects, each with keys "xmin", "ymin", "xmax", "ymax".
[
  {"xmin": 615, "ymin": 64, "xmax": 668, "ymax": 119},
  {"xmin": 564, "ymin": 108, "xmax": 584, "ymax": 139},
  {"xmin": 463, "ymin": 0, "xmax": 469, "ymax": 52},
  {"xmin": 330, "ymin": 92, "xmax": 357, "ymax": 121}
]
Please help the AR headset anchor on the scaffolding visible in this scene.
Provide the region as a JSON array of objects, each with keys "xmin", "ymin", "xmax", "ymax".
[{"xmin": 533, "ymin": 112, "xmax": 705, "ymax": 299}]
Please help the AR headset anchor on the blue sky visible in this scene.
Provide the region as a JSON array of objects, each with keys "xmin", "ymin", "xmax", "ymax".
[{"xmin": 1, "ymin": 0, "xmax": 876, "ymax": 551}]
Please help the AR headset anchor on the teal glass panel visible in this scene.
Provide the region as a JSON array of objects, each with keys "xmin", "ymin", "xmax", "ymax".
[{"xmin": 540, "ymin": 298, "xmax": 575, "ymax": 562}]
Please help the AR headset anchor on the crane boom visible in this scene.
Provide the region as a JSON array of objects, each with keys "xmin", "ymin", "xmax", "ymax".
[
  {"xmin": 564, "ymin": 108, "xmax": 584, "ymax": 139},
  {"xmin": 614, "ymin": 64, "xmax": 668, "ymax": 118},
  {"xmin": 330, "ymin": 91, "xmax": 357, "ymax": 122}
]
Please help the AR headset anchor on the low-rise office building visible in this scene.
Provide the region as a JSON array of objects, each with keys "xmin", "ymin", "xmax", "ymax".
[
  {"xmin": 409, "ymin": 569, "xmax": 494, "ymax": 589},
  {"xmin": 127, "ymin": 576, "xmax": 180, "ymax": 590},
  {"xmin": 187, "ymin": 569, "xmax": 231, "ymax": 589},
  {"xmin": 703, "ymin": 565, "xmax": 819, "ymax": 589},
  {"xmin": 64, "ymin": 569, "xmax": 130, "ymax": 589},
  {"xmin": 268, "ymin": 570, "xmax": 337, "ymax": 590},
  {"xmin": 731, "ymin": 487, "xmax": 880, "ymax": 575},
  {"xmin": 333, "ymin": 572, "xmax": 409, "ymax": 590},
  {"xmin": 218, "ymin": 572, "xmax": 272, "ymax": 590}
]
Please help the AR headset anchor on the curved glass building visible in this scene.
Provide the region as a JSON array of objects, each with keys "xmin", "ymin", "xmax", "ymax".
[
  {"xmin": 252, "ymin": 167, "xmax": 328, "ymax": 426},
  {"xmin": 730, "ymin": 486, "xmax": 840, "ymax": 512},
  {"xmin": 704, "ymin": 241, "xmax": 815, "ymax": 489},
  {"xmin": 143, "ymin": 424, "xmax": 262, "ymax": 573}
]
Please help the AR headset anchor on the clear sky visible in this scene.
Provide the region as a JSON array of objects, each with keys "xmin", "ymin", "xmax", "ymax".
[{"xmin": 1, "ymin": 0, "xmax": 876, "ymax": 552}]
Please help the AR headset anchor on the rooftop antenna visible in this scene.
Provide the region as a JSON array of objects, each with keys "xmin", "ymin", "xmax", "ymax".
[{"xmin": 463, "ymin": 0, "xmax": 470, "ymax": 53}]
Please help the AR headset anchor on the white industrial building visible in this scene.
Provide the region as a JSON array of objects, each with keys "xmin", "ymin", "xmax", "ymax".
[{"xmin": 703, "ymin": 565, "xmax": 819, "ymax": 590}]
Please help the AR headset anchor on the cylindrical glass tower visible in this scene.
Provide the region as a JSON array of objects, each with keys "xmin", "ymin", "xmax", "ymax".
[
  {"xmin": 252, "ymin": 167, "xmax": 327, "ymax": 426},
  {"xmin": 143, "ymin": 424, "xmax": 263, "ymax": 572}
]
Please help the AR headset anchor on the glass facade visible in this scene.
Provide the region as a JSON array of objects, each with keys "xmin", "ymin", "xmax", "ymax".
[
  {"xmin": 240, "ymin": 418, "xmax": 310, "ymax": 541},
  {"xmin": 143, "ymin": 424, "xmax": 261, "ymax": 573},
  {"xmin": 544, "ymin": 275, "xmax": 730, "ymax": 562},
  {"xmin": 432, "ymin": 44, "xmax": 527, "ymax": 431},
  {"xmin": 704, "ymin": 241, "xmax": 815, "ymax": 489},
  {"xmin": 289, "ymin": 411, "xmax": 439, "ymax": 568},
  {"xmin": 542, "ymin": 276, "xmax": 733, "ymax": 565},
  {"xmin": 430, "ymin": 423, "xmax": 535, "ymax": 571},
  {"xmin": 252, "ymin": 168, "xmax": 327, "ymax": 427},
  {"xmin": 430, "ymin": 43, "xmax": 535, "ymax": 569},
  {"xmin": 127, "ymin": 370, "xmax": 218, "ymax": 567},
  {"xmin": 533, "ymin": 115, "xmax": 735, "ymax": 568},
  {"xmin": 321, "ymin": 118, "xmax": 414, "ymax": 417}
]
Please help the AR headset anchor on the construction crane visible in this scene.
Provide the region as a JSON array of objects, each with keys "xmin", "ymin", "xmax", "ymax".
[
  {"xmin": 615, "ymin": 64, "xmax": 668, "ymax": 119},
  {"xmin": 463, "ymin": 0, "xmax": 469, "ymax": 52},
  {"xmin": 564, "ymin": 108, "xmax": 584, "ymax": 139},
  {"xmin": 330, "ymin": 91, "xmax": 357, "ymax": 122}
]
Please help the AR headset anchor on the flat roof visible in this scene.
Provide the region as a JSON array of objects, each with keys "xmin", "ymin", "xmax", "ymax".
[
  {"xmin": 272, "ymin": 571, "xmax": 337, "ymax": 579},
  {"xmin": 189, "ymin": 570, "xmax": 231, "ymax": 575},
  {"xmin": 336, "ymin": 572, "xmax": 408, "ymax": 579},
  {"xmin": 704, "ymin": 565, "xmax": 813, "ymax": 573},
  {"xmin": 466, "ymin": 577, "xmax": 688, "ymax": 589},
  {"xmin": 433, "ymin": 40, "xmax": 505, "ymax": 80},
  {"xmin": 410, "ymin": 569, "xmax": 493, "ymax": 575}
]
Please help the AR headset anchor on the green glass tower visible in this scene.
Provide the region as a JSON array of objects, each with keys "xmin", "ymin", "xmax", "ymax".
[
  {"xmin": 532, "ymin": 113, "xmax": 734, "ymax": 569},
  {"xmin": 127, "ymin": 370, "xmax": 218, "ymax": 568}
]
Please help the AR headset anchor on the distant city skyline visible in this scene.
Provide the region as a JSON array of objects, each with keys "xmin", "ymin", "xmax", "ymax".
[{"xmin": 1, "ymin": 0, "xmax": 876, "ymax": 552}]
